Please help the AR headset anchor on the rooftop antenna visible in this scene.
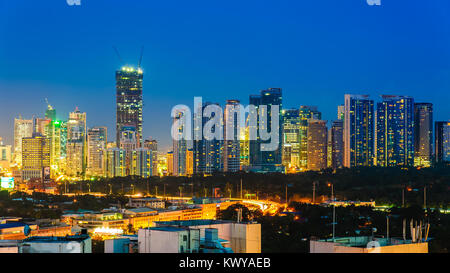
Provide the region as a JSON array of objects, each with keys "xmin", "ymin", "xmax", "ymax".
[
  {"xmin": 113, "ymin": 46, "xmax": 124, "ymax": 65},
  {"xmin": 138, "ymin": 46, "xmax": 144, "ymax": 68}
]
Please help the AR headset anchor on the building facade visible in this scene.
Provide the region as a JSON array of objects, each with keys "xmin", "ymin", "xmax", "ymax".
[
  {"xmin": 375, "ymin": 95, "xmax": 415, "ymax": 167},
  {"xmin": 344, "ymin": 94, "xmax": 374, "ymax": 168},
  {"xmin": 307, "ymin": 120, "xmax": 328, "ymax": 171},
  {"xmin": 13, "ymin": 118, "xmax": 33, "ymax": 166},
  {"xmin": 414, "ymin": 103, "xmax": 433, "ymax": 167},
  {"xmin": 331, "ymin": 120, "xmax": 344, "ymax": 169},
  {"xmin": 248, "ymin": 88, "xmax": 283, "ymax": 172},
  {"xmin": 66, "ymin": 108, "xmax": 87, "ymax": 177},
  {"xmin": 435, "ymin": 121, "xmax": 450, "ymax": 163},
  {"xmin": 223, "ymin": 100, "xmax": 241, "ymax": 172},
  {"xmin": 87, "ymin": 127, "xmax": 107, "ymax": 176},
  {"xmin": 21, "ymin": 135, "xmax": 51, "ymax": 180},
  {"xmin": 116, "ymin": 66, "xmax": 143, "ymax": 148}
]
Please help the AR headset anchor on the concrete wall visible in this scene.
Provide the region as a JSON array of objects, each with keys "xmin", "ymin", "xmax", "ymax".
[{"xmin": 138, "ymin": 229, "xmax": 181, "ymax": 253}]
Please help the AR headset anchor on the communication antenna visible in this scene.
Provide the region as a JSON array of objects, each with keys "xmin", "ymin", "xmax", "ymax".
[{"xmin": 138, "ymin": 46, "xmax": 144, "ymax": 68}]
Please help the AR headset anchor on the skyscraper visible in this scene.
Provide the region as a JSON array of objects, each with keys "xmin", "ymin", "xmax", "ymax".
[
  {"xmin": 248, "ymin": 88, "xmax": 283, "ymax": 173},
  {"xmin": 116, "ymin": 66, "xmax": 143, "ymax": 148},
  {"xmin": 375, "ymin": 95, "xmax": 415, "ymax": 167},
  {"xmin": 223, "ymin": 99, "xmax": 241, "ymax": 172},
  {"xmin": 344, "ymin": 94, "xmax": 374, "ymax": 168},
  {"xmin": 337, "ymin": 105, "xmax": 345, "ymax": 120},
  {"xmin": 414, "ymin": 103, "xmax": 433, "ymax": 167},
  {"xmin": 435, "ymin": 121, "xmax": 450, "ymax": 163},
  {"xmin": 13, "ymin": 117, "xmax": 33, "ymax": 166},
  {"xmin": 131, "ymin": 148, "xmax": 154, "ymax": 178},
  {"xmin": 66, "ymin": 107, "xmax": 87, "ymax": 177},
  {"xmin": 282, "ymin": 109, "xmax": 301, "ymax": 171},
  {"xmin": 298, "ymin": 106, "xmax": 321, "ymax": 171},
  {"xmin": 87, "ymin": 127, "xmax": 107, "ymax": 176},
  {"xmin": 105, "ymin": 148, "xmax": 127, "ymax": 177},
  {"xmin": 21, "ymin": 134, "xmax": 51, "ymax": 181},
  {"xmin": 144, "ymin": 139, "xmax": 158, "ymax": 176},
  {"xmin": 194, "ymin": 102, "xmax": 223, "ymax": 174},
  {"xmin": 173, "ymin": 112, "xmax": 187, "ymax": 176},
  {"xmin": 186, "ymin": 149, "xmax": 194, "ymax": 176},
  {"xmin": 331, "ymin": 120, "xmax": 344, "ymax": 169},
  {"xmin": 0, "ymin": 138, "xmax": 12, "ymax": 170},
  {"xmin": 307, "ymin": 120, "xmax": 328, "ymax": 171}
]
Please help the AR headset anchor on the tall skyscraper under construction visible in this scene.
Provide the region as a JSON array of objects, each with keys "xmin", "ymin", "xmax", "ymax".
[{"xmin": 116, "ymin": 66, "xmax": 144, "ymax": 148}]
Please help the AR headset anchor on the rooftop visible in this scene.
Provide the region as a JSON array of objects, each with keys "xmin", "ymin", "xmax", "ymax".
[
  {"xmin": 22, "ymin": 235, "xmax": 90, "ymax": 243},
  {"xmin": 155, "ymin": 219, "xmax": 256, "ymax": 227},
  {"xmin": 316, "ymin": 236, "xmax": 419, "ymax": 248}
]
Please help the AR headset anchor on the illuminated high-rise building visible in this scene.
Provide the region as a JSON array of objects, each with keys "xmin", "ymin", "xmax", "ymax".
[
  {"xmin": 248, "ymin": 88, "xmax": 283, "ymax": 173},
  {"xmin": 435, "ymin": 121, "xmax": 450, "ymax": 163},
  {"xmin": 105, "ymin": 148, "xmax": 126, "ymax": 177},
  {"xmin": 33, "ymin": 117, "xmax": 51, "ymax": 137},
  {"xmin": 131, "ymin": 148, "xmax": 154, "ymax": 178},
  {"xmin": 298, "ymin": 106, "xmax": 321, "ymax": 171},
  {"xmin": 223, "ymin": 99, "xmax": 241, "ymax": 172},
  {"xmin": 282, "ymin": 109, "xmax": 301, "ymax": 171},
  {"xmin": 239, "ymin": 115, "xmax": 250, "ymax": 169},
  {"xmin": 144, "ymin": 139, "xmax": 158, "ymax": 176},
  {"xmin": 194, "ymin": 102, "xmax": 223, "ymax": 174},
  {"xmin": 414, "ymin": 103, "xmax": 433, "ymax": 167},
  {"xmin": 116, "ymin": 66, "xmax": 143, "ymax": 148},
  {"xmin": 14, "ymin": 117, "xmax": 34, "ymax": 167},
  {"xmin": 0, "ymin": 138, "xmax": 12, "ymax": 170},
  {"xmin": 186, "ymin": 149, "xmax": 194, "ymax": 176},
  {"xmin": 337, "ymin": 105, "xmax": 345, "ymax": 120},
  {"xmin": 331, "ymin": 120, "xmax": 344, "ymax": 169},
  {"xmin": 87, "ymin": 127, "xmax": 107, "ymax": 176},
  {"xmin": 344, "ymin": 94, "xmax": 374, "ymax": 168},
  {"xmin": 173, "ymin": 112, "xmax": 187, "ymax": 176},
  {"xmin": 167, "ymin": 151, "xmax": 174, "ymax": 175},
  {"xmin": 307, "ymin": 120, "xmax": 328, "ymax": 171},
  {"xmin": 66, "ymin": 107, "xmax": 87, "ymax": 177},
  {"xmin": 21, "ymin": 134, "xmax": 51, "ymax": 181},
  {"xmin": 375, "ymin": 95, "xmax": 415, "ymax": 167}
]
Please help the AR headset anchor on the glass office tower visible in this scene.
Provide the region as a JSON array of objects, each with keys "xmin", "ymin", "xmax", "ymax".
[
  {"xmin": 344, "ymin": 94, "xmax": 374, "ymax": 168},
  {"xmin": 414, "ymin": 103, "xmax": 433, "ymax": 167},
  {"xmin": 116, "ymin": 66, "xmax": 143, "ymax": 148},
  {"xmin": 375, "ymin": 95, "xmax": 415, "ymax": 167}
]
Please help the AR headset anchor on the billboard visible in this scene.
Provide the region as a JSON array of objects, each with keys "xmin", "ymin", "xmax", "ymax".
[{"xmin": 0, "ymin": 177, "xmax": 14, "ymax": 189}]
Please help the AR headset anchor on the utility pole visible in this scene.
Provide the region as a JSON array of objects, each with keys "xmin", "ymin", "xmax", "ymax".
[
  {"xmin": 386, "ymin": 216, "xmax": 390, "ymax": 241},
  {"xmin": 328, "ymin": 182, "xmax": 336, "ymax": 242},
  {"xmin": 155, "ymin": 186, "xmax": 158, "ymax": 197},
  {"xmin": 147, "ymin": 179, "xmax": 150, "ymax": 196},
  {"xmin": 312, "ymin": 181, "xmax": 316, "ymax": 204},
  {"xmin": 423, "ymin": 186, "xmax": 427, "ymax": 210},
  {"xmin": 285, "ymin": 184, "xmax": 288, "ymax": 207},
  {"xmin": 240, "ymin": 178, "xmax": 243, "ymax": 199}
]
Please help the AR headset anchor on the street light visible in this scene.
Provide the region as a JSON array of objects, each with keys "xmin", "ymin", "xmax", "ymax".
[
  {"xmin": 328, "ymin": 182, "xmax": 336, "ymax": 242},
  {"xmin": 108, "ymin": 184, "xmax": 112, "ymax": 195}
]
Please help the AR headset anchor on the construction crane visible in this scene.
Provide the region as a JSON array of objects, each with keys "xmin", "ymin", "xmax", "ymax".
[{"xmin": 138, "ymin": 46, "xmax": 144, "ymax": 68}]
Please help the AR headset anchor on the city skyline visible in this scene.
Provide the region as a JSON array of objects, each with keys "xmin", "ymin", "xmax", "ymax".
[{"xmin": 1, "ymin": 0, "xmax": 450, "ymax": 153}]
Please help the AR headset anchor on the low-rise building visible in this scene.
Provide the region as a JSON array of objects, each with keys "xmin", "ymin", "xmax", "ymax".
[
  {"xmin": 154, "ymin": 219, "xmax": 261, "ymax": 253},
  {"xmin": 127, "ymin": 197, "xmax": 165, "ymax": 209},
  {"xmin": 20, "ymin": 235, "xmax": 92, "ymax": 253},
  {"xmin": 310, "ymin": 236, "xmax": 428, "ymax": 253},
  {"xmin": 138, "ymin": 226, "xmax": 200, "ymax": 253}
]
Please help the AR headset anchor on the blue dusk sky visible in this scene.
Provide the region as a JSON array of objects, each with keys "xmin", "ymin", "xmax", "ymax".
[{"xmin": 0, "ymin": 0, "xmax": 449, "ymax": 151}]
